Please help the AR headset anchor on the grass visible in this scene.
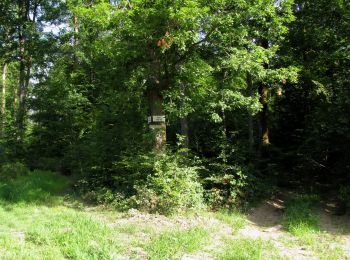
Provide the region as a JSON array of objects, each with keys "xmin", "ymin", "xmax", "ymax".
[
  {"xmin": 0, "ymin": 170, "xmax": 212, "ymax": 259},
  {"xmin": 218, "ymin": 238, "xmax": 281, "ymax": 260},
  {"xmin": 283, "ymin": 194, "xmax": 320, "ymax": 239},
  {"xmin": 283, "ymin": 194, "xmax": 347, "ymax": 259},
  {"xmin": 0, "ymin": 170, "xmax": 348, "ymax": 259},
  {"xmin": 213, "ymin": 209, "xmax": 247, "ymax": 232},
  {"xmin": 0, "ymin": 169, "xmax": 70, "ymax": 205},
  {"xmin": 144, "ymin": 227, "xmax": 209, "ymax": 259},
  {"xmin": 0, "ymin": 171, "xmax": 124, "ymax": 259}
]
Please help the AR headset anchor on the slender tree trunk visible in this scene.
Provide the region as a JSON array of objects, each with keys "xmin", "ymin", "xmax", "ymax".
[
  {"xmin": 246, "ymin": 73, "xmax": 254, "ymax": 154},
  {"xmin": 13, "ymin": 83, "xmax": 18, "ymax": 120},
  {"xmin": 259, "ymin": 83, "xmax": 269, "ymax": 146},
  {"xmin": 18, "ymin": 34, "xmax": 26, "ymax": 134},
  {"xmin": 73, "ymin": 15, "xmax": 79, "ymax": 47},
  {"xmin": 180, "ymin": 83, "xmax": 189, "ymax": 148},
  {"xmin": 17, "ymin": 1, "xmax": 36, "ymax": 139},
  {"xmin": 180, "ymin": 117, "xmax": 189, "ymax": 148},
  {"xmin": 17, "ymin": 0, "xmax": 28, "ymax": 138},
  {"xmin": 1, "ymin": 63, "xmax": 7, "ymax": 137},
  {"xmin": 258, "ymin": 39, "xmax": 270, "ymax": 156},
  {"xmin": 147, "ymin": 88, "xmax": 166, "ymax": 151}
]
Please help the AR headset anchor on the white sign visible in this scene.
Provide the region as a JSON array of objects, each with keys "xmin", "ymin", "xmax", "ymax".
[
  {"xmin": 148, "ymin": 115, "xmax": 166, "ymax": 123},
  {"xmin": 153, "ymin": 115, "xmax": 165, "ymax": 122}
]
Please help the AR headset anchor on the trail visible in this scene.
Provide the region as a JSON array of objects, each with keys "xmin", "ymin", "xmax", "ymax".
[
  {"xmin": 237, "ymin": 190, "xmax": 316, "ymax": 259},
  {"xmin": 235, "ymin": 189, "xmax": 350, "ymax": 259},
  {"xmin": 121, "ymin": 189, "xmax": 350, "ymax": 259}
]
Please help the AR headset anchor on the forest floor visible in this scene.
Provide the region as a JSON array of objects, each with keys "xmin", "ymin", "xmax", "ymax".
[{"xmin": 0, "ymin": 171, "xmax": 349, "ymax": 259}]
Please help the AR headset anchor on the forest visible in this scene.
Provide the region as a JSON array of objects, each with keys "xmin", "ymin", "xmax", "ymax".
[{"xmin": 0, "ymin": 0, "xmax": 349, "ymax": 259}]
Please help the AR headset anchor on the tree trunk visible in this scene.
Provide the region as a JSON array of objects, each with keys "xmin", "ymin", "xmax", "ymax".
[
  {"xmin": 1, "ymin": 63, "xmax": 7, "ymax": 137},
  {"xmin": 18, "ymin": 35, "xmax": 26, "ymax": 134},
  {"xmin": 246, "ymin": 73, "xmax": 254, "ymax": 154},
  {"xmin": 13, "ymin": 83, "xmax": 18, "ymax": 120},
  {"xmin": 180, "ymin": 117, "xmax": 189, "ymax": 148},
  {"xmin": 73, "ymin": 15, "xmax": 79, "ymax": 42},
  {"xmin": 259, "ymin": 83, "xmax": 269, "ymax": 147},
  {"xmin": 17, "ymin": 0, "xmax": 28, "ymax": 138},
  {"xmin": 258, "ymin": 39, "xmax": 270, "ymax": 156},
  {"xmin": 147, "ymin": 88, "xmax": 166, "ymax": 151},
  {"xmin": 180, "ymin": 83, "xmax": 189, "ymax": 149}
]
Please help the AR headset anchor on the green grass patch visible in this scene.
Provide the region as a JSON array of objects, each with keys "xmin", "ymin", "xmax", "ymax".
[
  {"xmin": 218, "ymin": 238, "xmax": 281, "ymax": 259},
  {"xmin": 213, "ymin": 209, "xmax": 247, "ymax": 232},
  {"xmin": 0, "ymin": 204, "xmax": 125, "ymax": 259},
  {"xmin": 0, "ymin": 170, "xmax": 125, "ymax": 259},
  {"xmin": 283, "ymin": 194, "xmax": 347, "ymax": 258},
  {"xmin": 144, "ymin": 227, "xmax": 209, "ymax": 259},
  {"xmin": 0, "ymin": 170, "xmax": 70, "ymax": 205},
  {"xmin": 283, "ymin": 194, "xmax": 320, "ymax": 239}
]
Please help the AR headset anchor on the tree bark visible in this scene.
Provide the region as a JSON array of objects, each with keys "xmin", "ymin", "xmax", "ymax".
[
  {"xmin": 259, "ymin": 83, "xmax": 269, "ymax": 146},
  {"xmin": 17, "ymin": 0, "xmax": 29, "ymax": 137},
  {"xmin": 180, "ymin": 117, "xmax": 189, "ymax": 148},
  {"xmin": 1, "ymin": 63, "xmax": 7, "ymax": 137},
  {"xmin": 147, "ymin": 88, "xmax": 166, "ymax": 151},
  {"xmin": 246, "ymin": 73, "xmax": 254, "ymax": 154},
  {"xmin": 73, "ymin": 15, "xmax": 79, "ymax": 44},
  {"xmin": 18, "ymin": 33, "xmax": 26, "ymax": 134},
  {"xmin": 258, "ymin": 39, "xmax": 270, "ymax": 156},
  {"xmin": 180, "ymin": 83, "xmax": 189, "ymax": 149}
]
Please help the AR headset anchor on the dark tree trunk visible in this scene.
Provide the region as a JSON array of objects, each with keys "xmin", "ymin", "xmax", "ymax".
[
  {"xmin": 246, "ymin": 73, "xmax": 254, "ymax": 154},
  {"xmin": 180, "ymin": 83, "xmax": 189, "ymax": 148},
  {"xmin": 259, "ymin": 84, "xmax": 269, "ymax": 147},
  {"xmin": 258, "ymin": 39, "xmax": 270, "ymax": 156},
  {"xmin": 147, "ymin": 88, "xmax": 166, "ymax": 151},
  {"xmin": 18, "ymin": 33, "xmax": 26, "ymax": 135},
  {"xmin": 180, "ymin": 117, "xmax": 189, "ymax": 148},
  {"xmin": 1, "ymin": 63, "xmax": 7, "ymax": 137}
]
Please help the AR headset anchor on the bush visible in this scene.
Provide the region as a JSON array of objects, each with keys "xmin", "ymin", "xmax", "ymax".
[
  {"xmin": 202, "ymin": 160, "xmax": 262, "ymax": 210},
  {"xmin": 130, "ymin": 152, "xmax": 204, "ymax": 215},
  {"xmin": 0, "ymin": 162, "xmax": 29, "ymax": 180}
]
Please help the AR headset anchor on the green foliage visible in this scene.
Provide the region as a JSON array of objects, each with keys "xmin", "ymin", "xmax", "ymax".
[
  {"xmin": 203, "ymin": 163, "xmax": 251, "ymax": 209},
  {"xmin": 0, "ymin": 162, "xmax": 29, "ymax": 180},
  {"xmin": 0, "ymin": 170, "xmax": 70, "ymax": 204},
  {"xmin": 131, "ymin": 152, "xmax": 204, "ymax": 215},
  {"xmin": 1, "ymin": 0, "xmax": 349, "ymax": 216},
  {"xmin": 201, "ymin": 145, "xmax": 267, "ymax": 209}
]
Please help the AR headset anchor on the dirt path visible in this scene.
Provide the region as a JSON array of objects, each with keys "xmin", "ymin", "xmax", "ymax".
[
  {"xmin": 236, "ymin": 190, "xmax": 350, "ymax": 259},
  {"xmin": 96, "ymin": 190, "xmax": 350, "ymax": 259},
  {"xmin": 236, "ymin": 190, "xmax": 317, "ymax": 259},
  {"xmin": 318, "ymin": 200, "xmax": 350, "ymax": 257}
]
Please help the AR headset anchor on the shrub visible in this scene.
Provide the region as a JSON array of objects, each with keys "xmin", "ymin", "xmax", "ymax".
[
  {"xmin": 202, "ymin": 160, "xmax": 261, "ymax": 210},
  {"xmin": 130, "ymin": 152, "xmax": 204, "ymax": 215},
  {"xmin": 0, "ymin": 162, "xmax": 29, "ymax": 180}
]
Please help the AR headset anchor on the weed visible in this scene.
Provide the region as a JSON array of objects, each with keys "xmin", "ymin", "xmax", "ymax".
[{"xmin": 145, "ymin": 227, "xmax": 209, "ymax": 259}]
